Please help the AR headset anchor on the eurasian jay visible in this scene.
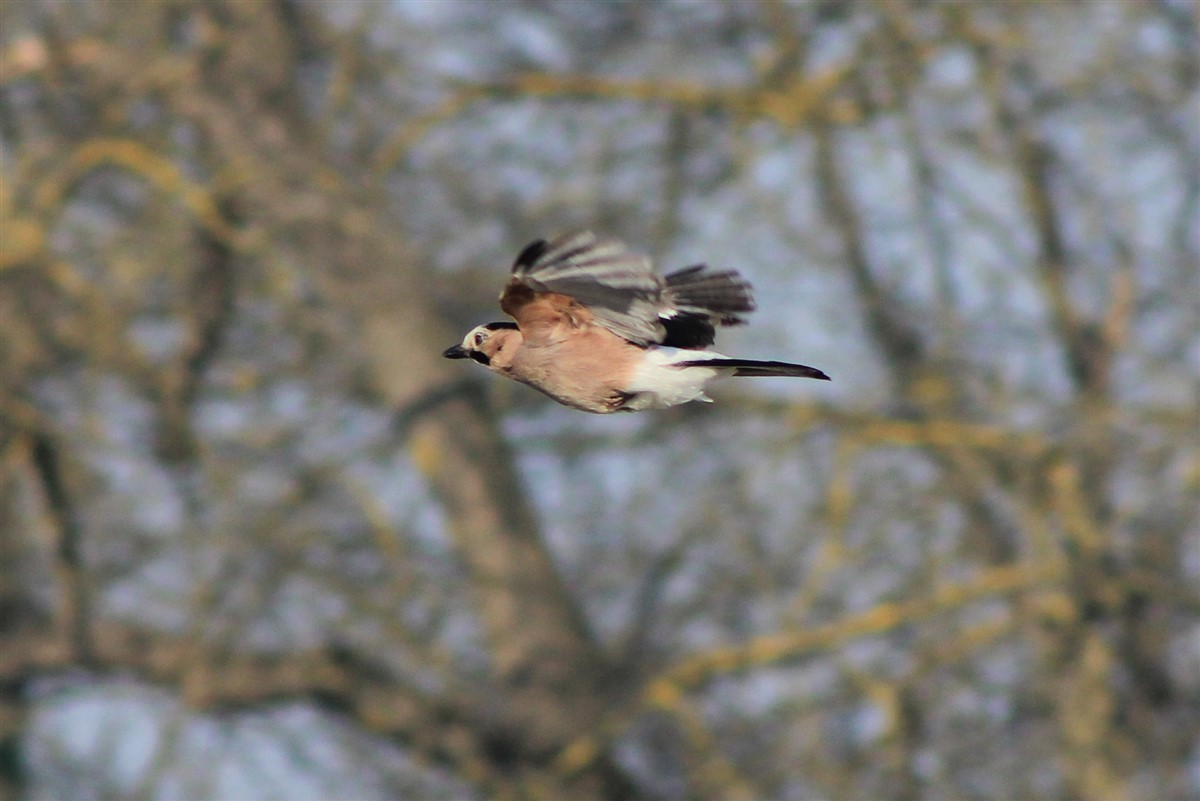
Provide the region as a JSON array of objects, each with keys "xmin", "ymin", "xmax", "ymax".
[{"xmin": 443, "ymin": 231, "xmax": 829, "ymax": 413}]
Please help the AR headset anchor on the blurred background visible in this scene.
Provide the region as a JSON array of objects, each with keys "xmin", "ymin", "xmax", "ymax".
[{"xmin": 1, "ymin": 1, "xmax": 1197, "ymax": 800}]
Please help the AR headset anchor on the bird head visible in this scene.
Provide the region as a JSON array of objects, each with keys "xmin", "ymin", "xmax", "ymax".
[{"xmin": 443, "ymin": 322, "xmax": 520, "ymax": 368}]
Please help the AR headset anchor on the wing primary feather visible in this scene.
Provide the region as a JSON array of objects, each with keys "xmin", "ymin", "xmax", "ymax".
[
  {"xmin": 512, "ymin": 239, "xmax": 549, "ymax": 272},
  {"xmin": 664, "ymin": 265, "xmax": 755, "ymax": 319},
  {"xmin": 519, "ymin": 231, "xmax": 602, "ymax": 273}
]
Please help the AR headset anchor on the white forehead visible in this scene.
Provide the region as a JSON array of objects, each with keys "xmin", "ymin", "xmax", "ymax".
[{"xmin": 462, "ymin": 325, "xmax": 492, "ymax": 346}]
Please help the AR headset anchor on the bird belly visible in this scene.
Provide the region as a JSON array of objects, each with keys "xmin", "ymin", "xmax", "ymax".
[{"xmin": 506, "ymin": 340, "xmax": 638, "ymax": 414}]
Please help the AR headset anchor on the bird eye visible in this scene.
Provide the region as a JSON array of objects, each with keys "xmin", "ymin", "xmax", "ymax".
[{"xmin": 473, "ymin": 332, "xmax": 485, "ymax": 346}]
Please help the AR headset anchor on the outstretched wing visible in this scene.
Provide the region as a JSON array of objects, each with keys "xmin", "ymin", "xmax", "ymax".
[
  {"xmin": 499, "ymin": 230, "xmax": 757, "ymax": 348},
  {"xmin": 500, "ymin": 231, "xmax": 666, "ymax": 346}
]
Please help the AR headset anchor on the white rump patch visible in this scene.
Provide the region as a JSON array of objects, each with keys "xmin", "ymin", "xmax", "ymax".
[{"xmin": 621, "ymin": 348, "xmax": 733, "ymax": 410}]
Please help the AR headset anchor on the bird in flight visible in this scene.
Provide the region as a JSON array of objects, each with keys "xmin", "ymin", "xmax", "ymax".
[{"xmin": 443, "ymin": 231, "xmax": 829, "ymax": 413}]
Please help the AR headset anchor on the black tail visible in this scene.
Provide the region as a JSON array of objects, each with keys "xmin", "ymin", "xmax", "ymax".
[
  {"xmin": 664, "ymin": 265, "xmax": 755, "ymax": 323},
  {"xmin": 675, "ymin": 358, "xmax": 830, "ymax": 381}
]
